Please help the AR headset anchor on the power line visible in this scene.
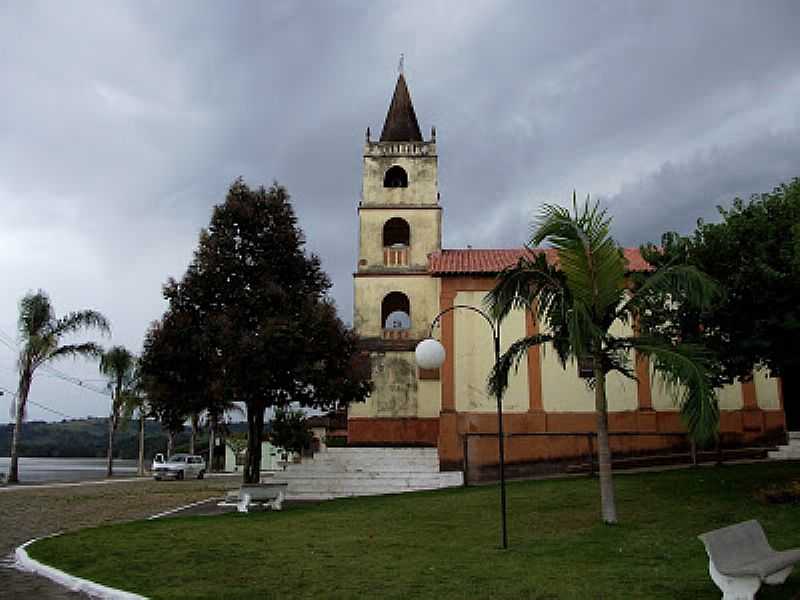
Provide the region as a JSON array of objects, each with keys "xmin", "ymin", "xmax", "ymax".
[
  {"xmin": 26, "ymin": 399, "xmax": 77, "ymax": 420},
  {"xmin": 40, "ymin": 365, "xmax": 110, "ymax": 396},
  {"xmin": 0, "ymin": 332, "xmax": 104, "ymax": 420},
  {"xmin": 1, "ymin": 384, "xmax": 82, "ymax": 420},
  {"xmin": 0, "ymin": 328, "xmax": 110, "ymax": 397}
]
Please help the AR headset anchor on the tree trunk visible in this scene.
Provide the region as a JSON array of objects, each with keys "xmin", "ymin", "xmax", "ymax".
[
  {"xmin": 208, "ymin": 415, "xmax": 216, "ymax": 473},
  {"xmin": 106, "ymin": 381, "xmax": 122, "ymax": 478},
  {"xmin": 138, "ymin": 411, "xmax": 146, "ymax": 476},
  {"xmin": 594, "ymin": 364, "xmax": 618, "ymax": 524},
  {"xmin": 167, "ymin": 431, "xmax": 175, "ymax": 458},
  {"xmin": 8, "ymin": 374, "xmax": 32, "ymax": 484},
  {"xmin": 244, "ymin": 404, "xmax": 265, "ymax": 484},
  {"xmin": 189, "ymin": 413, "xmax": 198, "ymax": 455},
  {"xmin": 106, "ymin": 411, "xmax": 116, "ymax": 478}
]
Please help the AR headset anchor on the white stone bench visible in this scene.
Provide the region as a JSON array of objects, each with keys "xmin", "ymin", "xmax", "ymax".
[
  {"xmin": 698, "ymin": 519, "xmax": 800, "ymax": 599},
  {"xmin": 218, "ymin": 483, "xmax": 288, "ymax": 513}
]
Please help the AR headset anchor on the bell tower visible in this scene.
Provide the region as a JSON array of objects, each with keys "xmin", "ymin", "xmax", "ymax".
[{"xmin": 349, "ymin": 71, "xmax": 443, "ymax": 444}]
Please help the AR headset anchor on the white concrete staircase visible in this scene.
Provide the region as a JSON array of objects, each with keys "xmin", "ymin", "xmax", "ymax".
[
  {"xmin": 268, "ymin": 447, "xmax": 463, "ymax": 501},
  {"xmin": 768, "ymin": 432, "xmax": 800, "ymax": 460}
]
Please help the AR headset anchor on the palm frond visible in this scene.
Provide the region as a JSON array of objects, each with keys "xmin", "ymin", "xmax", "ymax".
[
  {"xmin": 489, "ymin": 334, "xmax": 552, "ymax": 398},
  {"xmin": 18, "ymin": 290, "xmax": 54, "ymax": 340},
  {"xmin": 623, "ymin": 264, "xmax": 719, "ymax": 317},
  {"xmin": 529, "ymin": 199, "xmax": 627, "ymax": 393},
  {"xmin": 120, "ymin": 389, "xmax": 147, "ymax": 420},
  {"xmin": 603, "ymin": 344, "xmax": 636, "ymax": 380},
  {"xmin": 99, "ymin": 346, "xmax": 136, "ymax": 379},
  {"xmin": 47, "ymin": 342, "xmax": 105, "ymax": 364},
  {"xmin": 532, "ymin": 197, "xmax": 626, "ymax": 321},
  {"xmin": 632, "ymin": 339, "xmax": 719, "ymax": 444},
  {"xmin": 485, "ymin": 252, "xmax": 564, "ymax": 322},
  {"xmin": 50, "ymin": 310, "xmax": 111, "ymax": 338}
]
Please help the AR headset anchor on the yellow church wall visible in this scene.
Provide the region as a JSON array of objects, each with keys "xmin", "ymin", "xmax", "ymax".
[
  {"xmin": 650, "ymin": 368, "xmax": 781, "ymax": 412},
  {"xmin": 651, "ymin": 373, "xmax": 742, "ymax": 411},
  {"xmin": 348, "ymin": 350, "xmax": 441, "ymax": 419},
  {"xmin": 540, "ymin": 319, "xmax": 638, "ymax": 413},
  {"xmin": 754, "ymin": 369, "xmax": 780, "ymax": 410},
  {"xmin": 358, "ymin": 208, "xmax": 441, "ymax": 270},
  {"xmin": 417, "ymin": 379, "xmax": 442, "ymax": 418},
  {"xmin": 453, "ymin": 291, "xmax": 529, "ymax": 413},
  {"xmin": 717, "ymin": 383, "xmax": 743, "ymax": 410},
  {"xmin": 362, "ymin": 149, "xmax": 438, "ymax": 206},
  {"xmin": 353, "ymin": 275, "xmax": 440, "ymax": 339}
]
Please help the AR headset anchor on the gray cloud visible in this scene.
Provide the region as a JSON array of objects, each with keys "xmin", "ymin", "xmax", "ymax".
[{"xmin": 1, "ymin": 0, "xmax": 798, "ymax": 421}]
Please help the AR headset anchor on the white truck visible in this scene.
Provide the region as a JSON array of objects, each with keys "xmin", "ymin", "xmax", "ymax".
[{"xmin": 152, "ymin": 453, "xmax": 206, "ymax": 481}]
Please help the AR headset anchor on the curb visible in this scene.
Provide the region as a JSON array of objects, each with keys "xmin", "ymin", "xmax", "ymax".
[
  {"xmin": 147, "ymin": 496, "xmax": 220, "ymax": 520},
  {"xmin": 14, "ymin": 535, "xmax": 148, "ymax": 600}
]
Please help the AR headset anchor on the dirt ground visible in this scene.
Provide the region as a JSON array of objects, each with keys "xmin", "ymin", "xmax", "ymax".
[{"xmin": 0, "ymin": 476, "xmax": 236, "ymax": 599}]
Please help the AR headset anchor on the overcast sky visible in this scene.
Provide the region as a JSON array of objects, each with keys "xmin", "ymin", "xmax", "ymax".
[{"xmin": 1, "ymin": 1, "xmax": 798, "ymax": 423}]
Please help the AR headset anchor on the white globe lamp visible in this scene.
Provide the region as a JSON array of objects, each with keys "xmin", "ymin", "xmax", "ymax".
[{"xmin": 415, "ymin": 338, "xmax": 446, "ymax": 370}]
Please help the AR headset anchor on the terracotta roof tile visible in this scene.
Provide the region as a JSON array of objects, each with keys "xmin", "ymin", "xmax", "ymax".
[{"xmin": 428, "ymin": 247, "xmax": 650, "ymax": 275}]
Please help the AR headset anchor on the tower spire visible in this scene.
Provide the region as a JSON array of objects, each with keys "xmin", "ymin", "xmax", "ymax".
[{"xmin": 379, "ymin": 68, "xmax": 423, "ymax": 142}]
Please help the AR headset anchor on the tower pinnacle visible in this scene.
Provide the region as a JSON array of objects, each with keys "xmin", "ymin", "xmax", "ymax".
[{"xmin": 379, "ymin": 72, "xmax": 423, "ymax": 142}]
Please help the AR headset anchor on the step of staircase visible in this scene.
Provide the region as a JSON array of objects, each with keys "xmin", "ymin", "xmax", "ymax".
[
  {"xmin": 767, "ymin": 432, "xmax": 800, "ymax": 461},
  {"xmin": 267, "ymin": 447, "xmax": 463, "ymax": 500}
]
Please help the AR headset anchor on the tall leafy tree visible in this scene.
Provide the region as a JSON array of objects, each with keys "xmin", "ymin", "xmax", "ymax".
[
  {"xmin": 487, "ymin": 196, "xmax": 718, "ymax": 523},
  {"xmin": 140, "ymin": 266, "xmax": 228, "ymax": 460},
  {"xmin": 8, "ymin": 290, "xmax": 109, "ymax": 483},
  {"xmin": 173, "ymin": 179, "xmax": 371, "ymax": 483},
  {"xmin": 645, "ymin": 179, "xmax": 800, "ymax": 425},
  {"xmin": 100, "ymin": 346, "xmax": 136, "ymax": 477},
  {"xmin": 139, "ymin": 313, "xmax": 195, "ymax": 458}
]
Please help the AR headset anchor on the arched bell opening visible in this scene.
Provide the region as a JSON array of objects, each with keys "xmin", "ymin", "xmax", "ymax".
[
  {"xmin": 383, "ymin": 217, "xmax": 410, "ymax": 266},
  {"xmin": 381, "ymin": 292, "xmax": 411, "ymax": 339},
  {"xmin": 383, "ymin": 165, "xmax": 408, "ymax": 188}
]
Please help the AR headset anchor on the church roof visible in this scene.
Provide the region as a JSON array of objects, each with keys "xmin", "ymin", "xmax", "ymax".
[
  {"xmin": 428, "ymin": 248, "xmax": 650, "ymax": 275},
  {"xmin": 380, "ymin": 73, "xmax": 423, "ymax": 142}
]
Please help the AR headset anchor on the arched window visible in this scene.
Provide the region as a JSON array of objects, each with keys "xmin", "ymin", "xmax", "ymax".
[
  {"xmin": 383, "ymin": 217, "xmax": 410, "ymax": 247},
  {"xmin": 383, "ymin": 165, "xmax": 408, "ymax": 188},
  {"xmin": 382, "ymin": 292, "xmax": 411, "ymax": 331}
]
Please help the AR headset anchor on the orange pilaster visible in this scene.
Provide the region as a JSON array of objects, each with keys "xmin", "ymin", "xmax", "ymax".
[{"xmin": 525, "ymin": 310, "xmax": 544, "ymax": 413}]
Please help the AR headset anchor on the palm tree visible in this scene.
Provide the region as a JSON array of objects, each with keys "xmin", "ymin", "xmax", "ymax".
[
  {"xmin": 487, "ymin": 196, "xmax": 719, "ymax": 524},
  {"xmin": 9, "ymin": 290, "xmax": 110, "ymax": 484},
  {"xmin": 121, "ymin": 376, "xmax": 150, "ymax": 477},
  {"xmin": 100, "ymin": 346, "xmax": 136, "ymax": 478}
]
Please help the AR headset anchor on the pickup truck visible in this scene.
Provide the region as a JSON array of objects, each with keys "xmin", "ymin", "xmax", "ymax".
[{"xmin": 152, "ymin": 453, "xmax": 206, "ymax": 481}]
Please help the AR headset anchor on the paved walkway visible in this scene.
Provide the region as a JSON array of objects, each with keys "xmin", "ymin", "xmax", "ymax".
[{"xmin": 0, "ymin": 476, "xmax": 234, "ymax": 599}]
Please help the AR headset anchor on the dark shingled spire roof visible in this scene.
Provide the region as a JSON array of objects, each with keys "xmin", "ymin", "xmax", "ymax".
[{"xmin": 380, "ymin": 73, "xmax": 423, "ymax": 142}]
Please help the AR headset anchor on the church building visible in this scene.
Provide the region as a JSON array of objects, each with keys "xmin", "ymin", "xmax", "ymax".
[{"xmin": 348, "ymin": 72, "xmax": 786, "ymax": 479}]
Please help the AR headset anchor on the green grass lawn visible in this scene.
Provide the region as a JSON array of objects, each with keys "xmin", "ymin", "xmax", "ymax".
[{"xmin": 28, "ymin": 462, "xmax": 800, "ymax": 600}]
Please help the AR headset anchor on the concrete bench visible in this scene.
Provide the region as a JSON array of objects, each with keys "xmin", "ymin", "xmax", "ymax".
[
  {"xmin": 219, "ymin": 483, "xmax": 288, "ymax": 513},
  {"xmin": 698, "ymin": 519, "xmax": 800, "ymax": 599}
]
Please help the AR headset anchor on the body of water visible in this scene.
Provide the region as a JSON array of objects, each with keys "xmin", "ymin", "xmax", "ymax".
[{"xmin": 0, "ymin": 457, "xmax": 138, "ymax": 484}]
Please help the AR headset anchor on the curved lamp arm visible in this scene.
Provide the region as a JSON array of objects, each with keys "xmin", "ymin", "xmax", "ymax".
[{"xmin": 427, "ymin": 304, "xmax": 498, "ymax": 339}]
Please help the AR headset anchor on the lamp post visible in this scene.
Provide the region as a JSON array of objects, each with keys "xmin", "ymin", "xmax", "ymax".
[{"xmin": 415, "ymin": 304, "xmax": 508, "ymax": 549}]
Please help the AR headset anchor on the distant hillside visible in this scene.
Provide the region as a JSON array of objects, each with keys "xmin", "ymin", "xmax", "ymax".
[{"xmin": 0, "ymin": 418, "xmax": 250, "ymax": 459}]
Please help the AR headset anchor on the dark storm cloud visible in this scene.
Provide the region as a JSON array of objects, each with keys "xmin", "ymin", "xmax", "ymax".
[
  {"xmin": 1, "ymin": 0, "xmax": 798, "ymax": 420},
  {"xmin": 606, "ymin": 130, "xmax": 800, "ymax": 246}
]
